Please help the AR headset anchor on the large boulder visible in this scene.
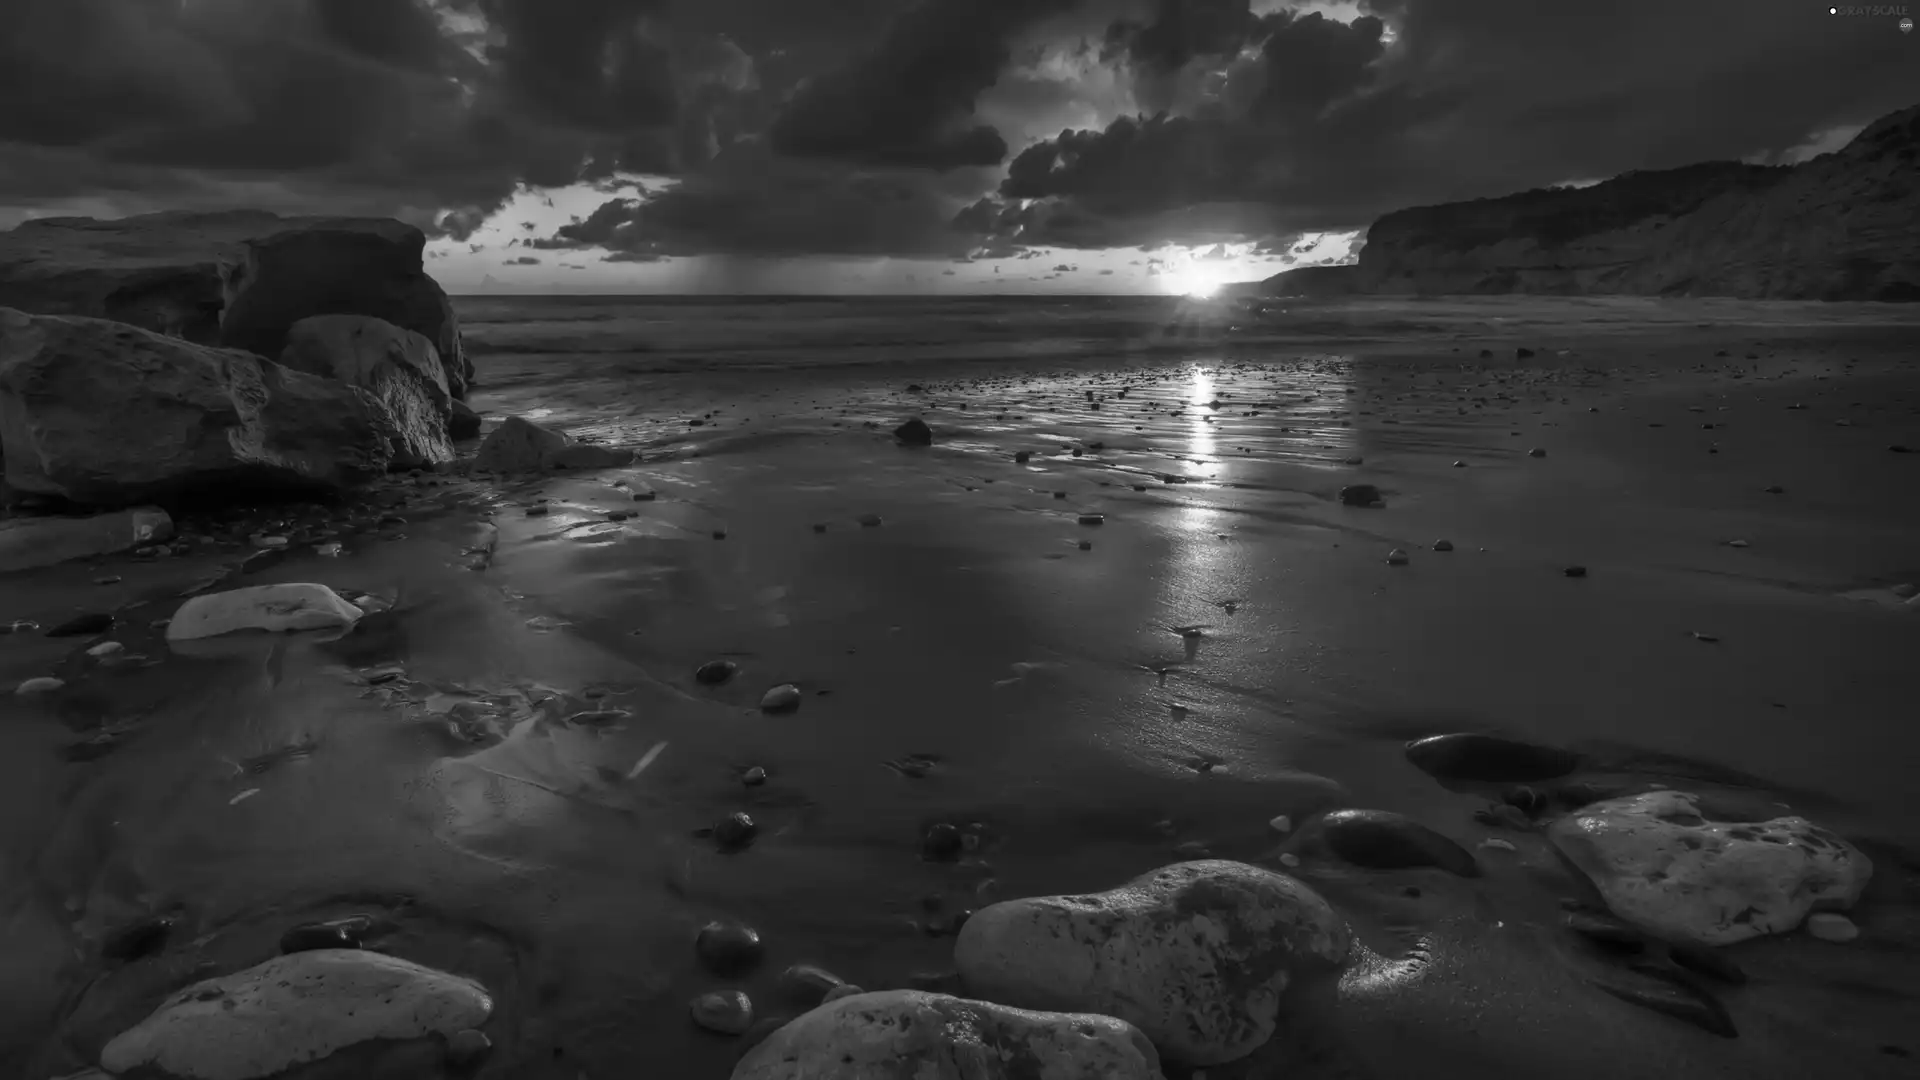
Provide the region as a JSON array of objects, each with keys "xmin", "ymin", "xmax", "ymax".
[
  {"xmin": 0, "ymin": 211, "xmax": 472, "ymax": 399},
  {"xmin": 218, "ymin": 218, "xmax": 472, "ymax": 399},
  {"xmin": 0, "ymin": 506, "xmax": 171, "ymax": 573},
  {"xmin": 0, "ymin": 309, "xmax": 396, "ymax": 505},
  {"xmin": 1547, "ymin": 790, "xmax": 1874, "ymax": 946},
  {"xmin": 953, "ymin": 860, "xmax": 1351, "ymax": 1066},
  {"xmin": 731, "ymin": 990, "xmax": 1163, "ymax": 1080},
  {"xmin": 279, "ymin": 315, "xmax": 452, "ymax": 469},
  {"xmin": 99, "ymin": 949, "xmax": 491, "ymax": 1080}
]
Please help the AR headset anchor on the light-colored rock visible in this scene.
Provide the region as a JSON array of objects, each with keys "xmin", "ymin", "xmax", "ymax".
[
  {"xmin": 0, "ymin": 506, "xmax": 171, "ymax": 572},
  {"xmin": 0, "ymin": 210, "xmax": 471, "ymax": 397},
  {"xmin": 471, "ymin": 415, "xmax": 571, "ymax": 473},
  {"xmin": 279, "ymin": 315, "xmax": 452, "ymax": 468},
  {"xmin": 0, "ymin": 310, "xmax": 396, "ymax": 504},
  {"xmin": 15, "ymin": 676, "xmax": 64, "ymax": 695},
  {"xmin": 99, "ymin": 949, "xmax": 491, "ymax": 1080},
  {"xmin": 731, "ymin": 990, "xmax": 1163, "ymax": 1080},
  {"xmin": 165, "ymin": 583, "xmax": 364, "ymax": 642},
  {"xmin": 1805, "ymin": 912, "xmax": 1860, "ymax": 942},
  {"xmin": 760, "ymin": 684, "xmax": 802, "ymax": 712},
  {"xmin": 953, "ymin": 859, "xmax": 1350, "ymax": 1066},
  {"xmin": 1546, "ymin": 790, "xmax": 1873, "ymax": 946}
]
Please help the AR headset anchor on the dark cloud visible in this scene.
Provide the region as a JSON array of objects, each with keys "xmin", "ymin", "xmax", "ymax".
[
  {"xmin": 967, "ymin": 0, "xmax": 1920, "ymax": 251},
  {"xmin": 768, "ymin": 0, "xmax": 1082, "ymax": 170}
]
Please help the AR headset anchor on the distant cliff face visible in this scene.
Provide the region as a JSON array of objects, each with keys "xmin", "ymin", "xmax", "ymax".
[{"xmin": 1252, "ymin": 103, "xmax": 1919, "ymax": 302}]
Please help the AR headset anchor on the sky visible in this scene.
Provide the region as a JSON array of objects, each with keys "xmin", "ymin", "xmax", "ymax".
[{"xmin": 1, "ymin": 1, "xmax": 1916, "ymax": 296}]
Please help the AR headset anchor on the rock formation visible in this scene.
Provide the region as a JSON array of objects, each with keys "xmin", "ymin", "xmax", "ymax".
[
  {"xmin": 278, "ymin": 315, "xmax": 453, "ymax": 469},
  {"xmin": 0, "ymin": 210, "xmax": 473, "ymax": 396},
  {"xmin": 1244, "ymin": 102, "xmax": 1919, "ymax": 302},
  {"xmin": 0, "ymin": 309, "xmax": 396, "ymax": 504}
]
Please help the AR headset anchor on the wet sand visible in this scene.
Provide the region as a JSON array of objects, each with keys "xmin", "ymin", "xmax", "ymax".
[{"xmin": 4, "ymin": 297, "xmax": 1919, "ymax": 1078}]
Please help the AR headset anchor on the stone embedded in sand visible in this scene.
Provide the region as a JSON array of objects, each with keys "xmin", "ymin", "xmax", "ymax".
[
  {"xmin": 1014, "ymin": 451, "xmax": 1031, "ymax": 463},
  {"xmin": 1805, "ymin": 913, "xmax": 1860, "ymax": 942},
  {"xmin": 1385, "ymin": 548, "xmax": 1410, "ymax": 565},
  {"xmin": 697, "ymin": 919, "xmax": 765, "ymax": 976},
  {"xmin": 165, "ymin": 583, "xmax": 364, "ymax": 642},
  {"xmin": 472, "ymin": 415, "xmax": 572, "ymax": 473},
  {"xmin": 1528, "ymin": 447, "xmax": 1547, "ymax": 457},
  {"xmin": 760, "ymin": 684, "xmax": 802, "ymax": 712},
  {"xmin": 953, "ymin": 859, "xmax": 1350, "ymax": 1066},
  {"xmin": 778, "ymin": 964, "xmax": 848, "ymax": 1008},
  {"xmin": 714, "ymin": 811, "xmax": 759, "ymax": 851},
  {"xmin": 1546, "ymin": 790, "xmax": 1873, "ymax": 946},
  {"xmin": 1338, "ymin": 483, "xmax": 1383, "ymax": 507},
  {"xmin": 99, "ymin": 949, "xmax": 491, "ymax": 1080},
  {"xmin": 692, "ymin": 990, "xmax": 756, "ymax": 1035},
  {"xmin": 278, "ymin": 314, "xmax": 452, "ymax": 469},
  {"xmin": 0, "ymin": 310, "xmax": 397, "ymax": 504},
  {"xmin": 696, "ymin": 659, "xmax": 739, "ymax": 685},
  {"xmin": 894, "ymin": 418, "xmax": 934, "ymax": 445},
  {"xmin": 1076, "ymin": 513, "xmax": 1105, "ymax": 525},
  {"xmin": 731, "ymin": 990, "xmax": 1162, "ymax": 1080},
  {"xmin": 1311, "ymin": 809, "xmax": 1480, "ymax": 877},
  {"xmin": 15, "ymin": 676, "xmax": 64, "ymax": 695},
  {"xmin": 1432, "ymin": 539, "xmax": 1454, "ymax": 552},
  {"xmin": 1404, "ymin": 732, "xmax": 1583, "ymax": 783},
  {"xmin": 0, "ymin": 506, "xmax": 173, "ymax": 573}
]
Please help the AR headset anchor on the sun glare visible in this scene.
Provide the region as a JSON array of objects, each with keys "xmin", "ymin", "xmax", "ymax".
[{"xmin": 1169, "ymin": 264, "xmax": 1225, "ymax": 299}]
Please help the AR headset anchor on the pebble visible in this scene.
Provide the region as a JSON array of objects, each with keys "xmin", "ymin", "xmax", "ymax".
[
  {"xmin": 893, "ymin": 418, "xmax": 934, "ymax": 445},
  {"xmin": 15, "ymin": 677, "xmax": 64, "ymax": 695},
  {"xmin": 742, "ymin": 766, "xmax": 768, "ymax": 786},
  {"xmin": 1479, "ymin": 838, "xmax": 1518, "ymax": 852},
  {"xmin": 777, "ymin": 964, "xmax": 847, "ymax": 1008},
  {"xmin": 525, "ymin": 504, "xmax": 549, "ymax": 517},
  {"xmin": 856, "ymin": 513, "xmax": 883, "ymax": 527},
  {"xmin": 445, "ymin": 1029, "xmax": 492, "ymax": 1064},
  {"xmin": 923, "ymin": 823, "xmax": 964, "ymax": 860},
  {"xmin": 712, "ymin": 529, "xmax": 728, "ymax": 540},
  {"xmin": 1452, "ymin": 460, "xmax": 1467, "ymax": 467},
  {"xmin": 690, "ymin": 990, "xmax": 755, "ymax": 1035},
  {"xmin": 1076, "ymin": 513, "xmax": 1105, "ymax": 525},
  {"xmin": 94, "ymin": 575, "xmax": 122, "ymax": 585},
  {"xmin": 1764, "ymin": 484, "xmax": 1785, "ymax": 494},
  {"xmin": 251, "ymin": 535, "xmax": 289, "ymax": 549},
  {"xmin": 1725, "ymin": 539, "xmax": 1749, "ymax": 548},
  {"xmin": 760, "ymin": 684, "xmax": 802, "ymax": 712},
  {"xmin": 1014, "ymin": 451, "xmax": 1031, "ymax": 463},
  {"xmin": 86, "ymin": 641, "xmax": 125, "ymax": 658},
  {"xmin": 1564, "ymin": 565, "xmax": 1588, "ymax": 578},
  {"xmin": 1338, "ymin": 483, "xmax": 1383, "ymax": 507},
  {"xmin": 713, "ymin": 812, "xmax": 758, "ymax": 851},
  {"xmin": 1278, "ymin": 852, "xmax": 1301, "ymax": 867},
  {"xmin": 314, "ymin": 542, "xmax": 343, "ymax": 556},
  {"xmin": 1386, "ymin": 548, "xmax": 1409, "ymax": 565},
  {"xmin": 696, "ymin": 659, "xmax": 738, "ymax": 685},
  {"xmin": 1432, "ymin": 539, "xmax": 1454, "ymax": 552},
  {"xmin": 696, "ymin": 919, "xmax": 765, "ymax": 975},
  {"xmin": 1806, "ymin": 913, "xmax": 1859, "ymax": 942},
  {"xmin": 1528, "ymin": 448, "xmax": 1547, "ymax": 458},
  {"xmin": 1077, "ymin": 539, "xmax": 1092, "ymax": 551},
  {"xmin": 1268, "ymin": 815, "xmax": 1293, "ymax": 834},
  {"xmin": 811, "ymin": 523, "xmax": 827, "ymax": 533}
]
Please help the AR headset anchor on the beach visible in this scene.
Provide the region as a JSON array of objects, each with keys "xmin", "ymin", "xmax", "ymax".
[{"xmin": 3, "ymin": 293, "xmax": 1919, "ymax": 1079}]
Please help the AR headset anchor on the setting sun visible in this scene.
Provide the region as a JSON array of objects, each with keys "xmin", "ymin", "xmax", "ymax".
[{"xmin": 1167, "ymin": 263, "xmax": 1226, "ymax": 298}]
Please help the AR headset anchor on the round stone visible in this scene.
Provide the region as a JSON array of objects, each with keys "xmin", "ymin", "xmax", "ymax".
[
  {"xmin": 760, "ymin": 684, "xmax": 802, "ymax": 712},
  {"xmin": 696, "ymin": 919, "xmax": 764, "ymax": 975},
  {"xmin": 714, "ymin": 812, "xmax": 759, "ymax": 851},
  {"xmin": 1806, "ymin": 913, "xmax": 1859, "ymax": 942},
  {"xmin": 922, "ymin": 823, "xmax": 964, "ymax": 860},
  {"xmin": 445, "ymin": 1028, "xmax": 492, "ymax": 1064},
  {"xmin": 742, "ymin": 766, "xmax": 768, "ymax": 786},
  {"xmin": 1386, "ymin": 548, "xmax": 1410, "ymax": 565},
  {"xmin": 1432, "ymin": 539, "xmax": 1454, "ymax": 552},
  {"xmin": 690, "ymin": 990, "xmax": 755, "ymax": 1035},
  {"xmin": 695, "ymin": 659, "xmax": 737, "ymax": 685}
]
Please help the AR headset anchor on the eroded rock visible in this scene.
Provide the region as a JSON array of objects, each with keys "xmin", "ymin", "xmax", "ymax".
[
  {"xmin": 953, "ymin": 859, "xmax": 1350, "ymax": 1065},
  {"xmin": 99, "ymin": 949, "xmax": 492, "ymax": 1080},
  {"xmin": 1546, "ymin": 790, "xmax": 1873, "ymax": 946},
  {"xmin": 165, "ymin": 583, "xmax": 364, "ymax": 642},
  {"xmin": 730, "ymin": 990, "xmax": 1163, "ymax": 1080},
  {"xmin": 278, "ymin": 314, "xmax": 452, "ymax": 469}
]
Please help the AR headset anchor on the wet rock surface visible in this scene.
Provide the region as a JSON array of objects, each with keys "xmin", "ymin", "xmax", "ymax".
[
  {"xmin": 1405, "ymin": 733, "xmax": 1584, "ymax": 783},
  {"xmin": 954, "ymin": 860, "xmax": 1350, "ymax": 1065},
  {"xmin": 1311, "ymin": 809, "xmax": 1481, "ymax": 877}
]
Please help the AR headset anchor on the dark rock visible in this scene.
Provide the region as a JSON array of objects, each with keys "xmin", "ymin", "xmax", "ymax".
[
  {"xmin": 690, "ymin": 989, "xmax": 756, "ymax": 1035},
  {"xmin": 473, "ymin": 415, "xmax": 570, "ymax": 473},
  {"xmin": 894, "ymin": 418, "xmax": 933, "ymax": 445},
  {"xmin": 1404, "ymin": 732, "xmax": 1582, "ymax": 783},
  {"xmin": 1502, "ymin": 785, "xmax": 1550, "ymax": 817},
  {"xmin": 1472, "ymin": 803, "xmax": 1535, "ymax": 831},
  {"xmin": 1564, "ymin": 565, "xmax": 1589, "ymax": 578},
  {"xmin": 1315, "ymin": 809, "xmax": 1480, "ymax": 877},
  {"xmin": 1589, "ymin": 964, "xmax": 1737, "ymax": 1038},
  {"xmin": 1517, "ymin": 347, "xmax": 1537, "ymax": 359},
  {"xmin": 777, "ymin": 964, "xmax": 847, "ymax": 1008},
  {"xmin": 1338, "ymin": 483, "xmax": 1383, "ymax": 507},
  {"xmin": 102, "ymin": 915, "xmax": 174, "ymax": 963},
  {"xmin": 695, "ymin": 659, "xmax": 738, "ymax": 685},
  {"xmin": 696, "ymin": 919, "xmax": 765, "ymax": 976},
  {"xmin": 1014, "ymin": 451, "xmax": 1031, "ymax": 463},
  {"xmin": 714, "ymin": 811, "xmax": 758, "ymax": 851},
  {"xmin": 278, "ymin": 314, "xmax": 452, "ymax": 469},
  {"xmin": 922, "ymin": 823, "xmax": 964, "ymax": 861},
  {"xmin": 449, "ymin": 399, "xmax": 483, "ymax": 439},
  {"xmin": 46, "ymin": 612, "xmax": 114, "ymax": 638}
]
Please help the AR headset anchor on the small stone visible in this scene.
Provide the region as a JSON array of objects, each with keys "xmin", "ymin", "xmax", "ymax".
[
  {"xmin": 525, "ymin": 504, "xmax": 549, "ymax": 517},
  {"xmin": 1806, "ymin": 913, "xmax": 1859, "ymax": 942},
  {"xmin": 1452, "ymin": 460, "xmax": 1467, "ymax": 468},
  {"xmin": 46, "ymin": 612, "xmax": 114, "ymax": 638},
  {"xmin": 94, "ymin": 575, "xmax": 123, "ymax": 585},
  {"xmin": 1528, "ymin": 447, "xmax": 1546, "ymax": 458},
  {"xmin": 445, "ymin": 1028, "xmax": 492, "ymax": 1064},
  {"xmin": 1268, "ymin": 815, "xmax": 1293, "ymax": 834},
  {"xmin": 691, "ymin": 990, "xmax": 756, "ymax": 1035},
  {"xmin": 760, "ymin": 684, "xmax": 802, "ymax": 712},
  {"xmin": 923, "ymin": 823, "xmax": 964, "ymax": 861},
  {"xmin": 1725, "ymin": 539, "xmax": 1749, "ymax": 548},
  {"xmin": 15, "ymin": 677, "xmax": 64, "ymax": 695},
  {"xmin": 777, "ymin": 964, "xmax": 847, "ymax": 1008},
  {"xmin": 712, "ymin": 529, "xmax": 728, "ymax": 540},
  {"xmin": 1277, "ymin": 852, "xmax": 1301, "ymax": 867},
  {"xmin": 86, "ymin": 641, "xmax": 125, "ymax": 658},
  {"xmin": 742, "ymin": 766, "xmax": 768, "ymax": 786},
  {"xmin": 1764, "ymin": 484, "xmax": 1785, "ymax": 494},
  {"xmin": 1502, "ymin": 786, "xmax": 1549, "ymax": 817},
  {"xmin": 1432, "ymin": 539, "xmax": 1454, "ymax": 552},
  {"xmin": 856, "ymin": 513, "xmax": 883, "ymax": 527},
  {"xmin": 1564, "ymin": 565, "xmax": 1588, "ymax": 578},
  {"xmin": 893, "ymin": 418, "xmax": 934, "ymax": 445},
  {"xmin": 314, "ymin": 541, "xmax": 343, "ymax": 556},
  {"xmin": 714, "ymin": 812, "xmax": 759, "ymax": 851},
  {"xmin": 1314, "ymin": 808, "xmax": 1480, "ymax": 877},
  {"xmin": 251, "ymin": 535, "xmax": 290, "ymax": 549},
  {"xmin": 1338, "ymin": 483, "xmax": 1383, "ymax": 507},
  {"xmin": 1076, "ymin": 513, "xmax": 1105, "ymax": 525},
  {"xmin": 696, "ymin": 659, "xmax": 738, "ymax": 685},
  {"xmin": 1014, "ymin": 451, "xmax": 1031, "ymax": 463},
  {"xmin": 1479, "ymin": 838, "xmax": 1517, "ymax": 852},
  {"xmin": 1077, "ymin": 539, "xmax": 1092, "ymax": 551},
  {"xmin": 696, "ymin": 919, "xmax": 765, "ymax": 975},
  {"xmin": 1385, "ymin": 548, "xmax": 1409, "ymax": 565}
]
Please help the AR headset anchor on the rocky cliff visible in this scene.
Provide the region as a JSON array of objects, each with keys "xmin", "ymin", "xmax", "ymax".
[{"xmin": 1247, "ymin": 102, "xmax": 1919, "ymax": 302}]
